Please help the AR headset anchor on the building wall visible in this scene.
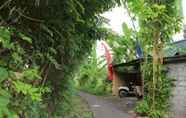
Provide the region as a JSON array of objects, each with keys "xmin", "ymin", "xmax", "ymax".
[
  {"xmin": 112, "ymin": 71, "xmax": 126, "ymax": 96},
  {"xmin": 112, "ymin": 71, "xmax": 143, "ymax": 97},
  {"xmin": 166, "ymin": 63, "xmax": 186, "ymax": 118}
]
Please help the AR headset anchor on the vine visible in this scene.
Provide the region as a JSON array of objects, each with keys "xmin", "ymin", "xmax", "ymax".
[{"xmin": 0, "ymin": 0, "xmax": 122, "ymax": 117}]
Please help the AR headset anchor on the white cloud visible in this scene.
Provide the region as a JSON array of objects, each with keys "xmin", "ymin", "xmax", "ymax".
[
  {"xmin": 102, "ymin": 6, "xmax": 132, "ymax": 35},
  {"xmin": 183, "ymin": 0, "xmax": 186, "ymax": 23}
]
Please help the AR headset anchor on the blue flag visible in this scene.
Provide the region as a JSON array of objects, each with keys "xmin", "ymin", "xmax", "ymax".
[{"xmin": 136, "ymin": 40, "xmax": 143, "ymax": 58}]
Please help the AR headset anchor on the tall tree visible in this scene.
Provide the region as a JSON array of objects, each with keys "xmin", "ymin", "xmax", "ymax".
[
  {"xmin": 124, "ymin": 0, "xmax": 182, "ymax": 117},
  {"xmin": 0, "ymin": 0, "xmax": 121, "ymax": 117}
]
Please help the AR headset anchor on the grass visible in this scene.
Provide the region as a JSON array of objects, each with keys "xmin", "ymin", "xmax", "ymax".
[{"xmin": 64, "ymin": 95, "xmax": 93, "ymax": 118}]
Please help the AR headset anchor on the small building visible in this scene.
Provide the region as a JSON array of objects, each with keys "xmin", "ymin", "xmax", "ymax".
[
  {"xmin": 112, "ymin": 39, "xmax": 186, "ymax": 118},
  {"xmin": 112, "ymin": 58, "xmax": 143, "ymax": 97}
]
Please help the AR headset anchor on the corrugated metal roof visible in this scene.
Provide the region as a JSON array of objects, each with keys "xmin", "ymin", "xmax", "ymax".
[
  {"xmin": 164, "ymin": 39, "xmax": 186, "ymax": 57},
  {"xmin": 113, "ymin": 55, "xmax": 186, "ymax": 68},
  {"xmin": 113, "ymin": 39, "xmax": 186, "ymax": 68},
  {"xmin": 173, "ymin": 39, "xmax": 186, "ymax": 48}
]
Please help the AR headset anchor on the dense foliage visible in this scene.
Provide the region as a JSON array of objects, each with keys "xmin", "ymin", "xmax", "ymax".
[
  {"xmin": 106, "ymin": 24, "xmax": 137, "ymax": 63},
  {"xmin": 105, "ymin": 0, "xmax": 182, "ymax": 117},
  {"xmin": 0, "ymin": 0, "xmax": 183, "ymax": 117},
  {"xmin": 135, "ymin": 64, "xmax": 173, "ymax": 118},
  {"xmin": 0, "ymin": 0, "xmax": 121, "ymax": 117},
  {"xmin": 74, "ymin": 44, "xmax": 112, "ymax": 95},
  {"xmin": 123, "ymin": 0, "xmax": 182, "ymax": 117}
]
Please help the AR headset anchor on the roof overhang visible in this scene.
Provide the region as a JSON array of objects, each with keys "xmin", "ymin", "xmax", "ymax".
[{"xmin": 113, "ymin": 54, "xmax": 186, "ymax": 69}]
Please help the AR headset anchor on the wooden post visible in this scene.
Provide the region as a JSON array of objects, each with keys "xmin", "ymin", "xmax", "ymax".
[
  {"xmin": 112, "ymin": 71, "xmax": 119, "ymax": 96},
  {"xmin": 112, "ymin": 71, "xmax": 126, "ymax": 96}
]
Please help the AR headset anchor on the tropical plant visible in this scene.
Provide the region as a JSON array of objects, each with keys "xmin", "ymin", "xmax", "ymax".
[
  {"xmin": 0, "ymin": 0, "xmax": 122, "ymax": 117},
  {"xmin": 122, "ymin": 0, "xmax": 182, "ymax": 117},
  {"xmin": 75, "ymin": 44, "xmax": 112, "ymax": 95},
  {"xmin": 106, "ymin": 0, "xmax": 182, "ymax": 117},
  {"xmin": 106, "ymin": 25, "xmax": 137, "ymax": 63},
  {"xmin": 135, "ymin": 100, "xmax": 149, "ymax": 115}
]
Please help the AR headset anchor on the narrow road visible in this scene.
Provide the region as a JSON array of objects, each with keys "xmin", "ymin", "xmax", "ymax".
[{"xmin": 78, "ymin": 92, "xmax": 134, "ymax": 118}]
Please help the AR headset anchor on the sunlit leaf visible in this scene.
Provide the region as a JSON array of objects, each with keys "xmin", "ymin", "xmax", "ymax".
[{"xmin": 0, "ymin": 67, "xmax": 8, "ymax": 82}]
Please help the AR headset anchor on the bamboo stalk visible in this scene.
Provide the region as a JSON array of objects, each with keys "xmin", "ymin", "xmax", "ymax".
[{"xmin": 152, "ymin": 31, "xmax": 159, "ymax": 109}]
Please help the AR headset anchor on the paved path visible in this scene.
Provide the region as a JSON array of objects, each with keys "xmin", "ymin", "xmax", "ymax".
[{"xmin": 78, "ymin": 92, "xmax": 134, "ymax": 118}]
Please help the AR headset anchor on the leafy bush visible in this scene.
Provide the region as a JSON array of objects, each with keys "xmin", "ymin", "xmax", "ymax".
[
  {"xmin": 0, "ymin": 0, "xmax": 121, "ymax": 117},
  {"xmin": 135, "ymin": 100, "xmax": 149, "ymax": 115},
  {"xmin": 148, "ymin": 110, "xmax": 168, "ymax": 118},
  {"xmin": 135, "ymin": 63, "xmax": 173, "ymax": 118},
  {"xmin": 74, "ymin": 45, "xmax": 112, "ymax": 95},
  {"xmin": 62, "ymin": 95, "xmax": 93, "ymax": 118}
]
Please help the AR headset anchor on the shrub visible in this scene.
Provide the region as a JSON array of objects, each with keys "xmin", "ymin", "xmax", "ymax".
[{"xmin": 135, "ymin": 100, "xmax": 149, "ymax": 116}]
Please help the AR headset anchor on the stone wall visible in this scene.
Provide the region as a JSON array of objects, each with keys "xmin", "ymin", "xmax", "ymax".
[{"xmin": 166, "ymin": 62, "xmax": 186, "ymax": 118}]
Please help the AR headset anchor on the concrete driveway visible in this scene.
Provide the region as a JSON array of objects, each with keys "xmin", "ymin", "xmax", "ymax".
[{"xmin": 78, "ymin": 92, "xmax": 135, "ymax": 118}]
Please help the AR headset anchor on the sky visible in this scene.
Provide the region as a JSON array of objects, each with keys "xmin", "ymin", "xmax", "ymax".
[
  {"xmin": 102, "ymin": 0, "xmax": 186, "ymax": 41},
  {"xmin": 183, "ymin": 0, "xmax": 186, "ymax": 23}
]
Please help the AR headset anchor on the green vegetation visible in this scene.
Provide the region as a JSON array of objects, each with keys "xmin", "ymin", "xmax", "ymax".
[
  {"xmin": 0, "ymin": 0, "xmax": 184, "ymax": 117},
  {"xmin": 105, "ymin": 0, "xmax": 182, "ymax": 117},
  {"xmin": 135, "ymin": 100, "xmax": 149, "ymax": 116},
  {"xmin": 106, "ymin": 25, "xmax": 137, "ymax": 63},
  {"xmin": 62, "ymin": 95, "xmax": 93, "ymax": 118},
  {"xmin": 135, "ymin": 63, "xmax": 173, "ymax": 118},
  {"xmin": 0, "ymin": 0, "xmax": 121, "ymax": 117},
  {"xmin": 75, "ymin": 45, "xmax": 112, "ymax": 95},
  {"xmin": 123, "ymin": 0, "xmax": 182, "ymax": 117}
]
